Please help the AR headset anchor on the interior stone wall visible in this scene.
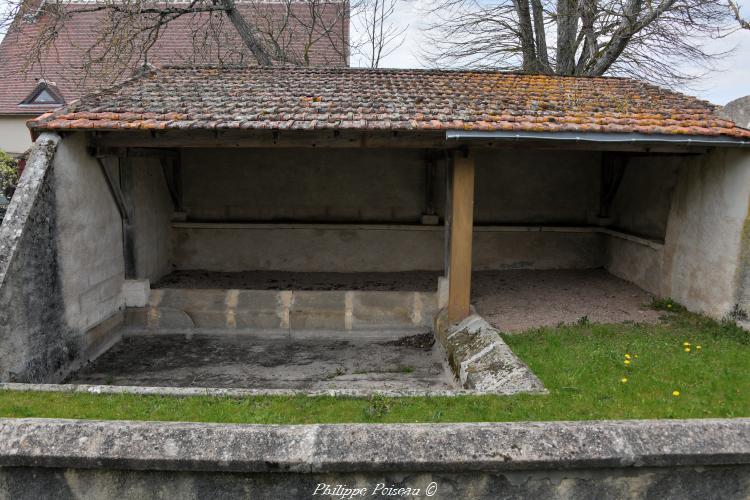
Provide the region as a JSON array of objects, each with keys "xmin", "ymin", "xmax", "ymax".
[
  {"xmin": 53, "ymin": 134, "xmax": 125, "ymax": 333},
  {"xmin": 661, "ymin": 148, "xmax": 750, "ymax": 318},
  {"xmin": 130, "ymin": 158, "xmax": 174, "ymax": 283},
  {"xmin": 180, "ymin": 148, "xmax": 601, "ymax": 225}
]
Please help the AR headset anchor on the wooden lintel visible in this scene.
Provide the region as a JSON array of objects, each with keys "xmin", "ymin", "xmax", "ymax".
[
  {"xmin": 90, "ymin": 130, "xmax": 447, "ymax": 149},
  {"xmin": 88, "ymin": 130, "xmax": 707, "ymax": 154},
  {"xmin": 94, "ymin": 146, "xmax": 180, "ymax": 159},
  {"xmin": 447, "ymin": 149, "xmax": 476, "ymax": 323}
]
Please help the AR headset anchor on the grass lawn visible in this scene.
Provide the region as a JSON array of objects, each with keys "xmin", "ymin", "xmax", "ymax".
[{"xmin": 1, "ymin": 306, "xmax": 749, "ymax": 424}]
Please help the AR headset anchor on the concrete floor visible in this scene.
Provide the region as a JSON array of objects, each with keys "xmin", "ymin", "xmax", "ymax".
[
  {"xmin": 473, "ymin": 269, "xmax": 661, "ymax": 332},
  {"xmin": 70, "ymin": 269, "xmax": 658, "ymax": 390},
  {"xmin": 66, "ymin": 332, "xmax": 456, "ymax": 391}
]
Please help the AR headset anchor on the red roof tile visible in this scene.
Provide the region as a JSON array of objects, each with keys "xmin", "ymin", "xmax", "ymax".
[
  {"xmin": 0, "ymin": 2, "xmax": 348, "ymax": 115},
  {"xmin": 30, "ymin": 65, "xmax": 750, "ymax": 139}
]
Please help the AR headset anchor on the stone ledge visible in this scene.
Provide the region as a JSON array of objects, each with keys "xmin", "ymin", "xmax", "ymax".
[
  {"xmin": 1, "ymin": 418, "xmax": 750, "ymax": 473},
  {"xmin": 434, "ymin": 310, "xmax": 546, "ymax": 394}
]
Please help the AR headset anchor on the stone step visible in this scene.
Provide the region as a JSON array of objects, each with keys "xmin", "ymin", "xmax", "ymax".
[{"xmin": 125, "ymin": 288, "xmax": 438, "ymax": 333}]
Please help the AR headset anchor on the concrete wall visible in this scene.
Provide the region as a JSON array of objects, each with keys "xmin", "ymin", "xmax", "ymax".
[
  {"xmin": 609, "ymin": 156, "xmax": 681, "ymax": 240},
  {"xmin": 474, "ymin": 149, "xmax": 600, "ymax": 225},
  {"xmin": 0, "ymin": 132, "xmax": 127, "ymax": 383},
  {"xmin": 181, "ymin": 148, "xmax": 600, "ymax": 225},
  {"xmin": 661, "ymin": 148, "xmax": 750, "ymax": 318},
  {"xmin": 53, "ymin": 134, "xmax": 125, "ymax": 332},
  {"xmin": 2, "ymin": 418, "xmax": 750, "ymax": 500},
  {"xmin": 130, "ymin": 158, "xmax": 173, "ymax": 282},
  {"xmin": 0, "ymin": 116, "xmax": 35, "ymax": 155},
  {"xmin": 172, "ymin": 223, "xmax": 604, "ymax": 272},
  {"xmin": 182, "ymin": 148, "xmax": 432, "ymax": 222},
  {"xmin": 172, "ymin": 148, "xmax": 603, "ymax": 272},
  {"xmin": 603, "ymin": 233, "xmax": 663, "ymax": 295}
]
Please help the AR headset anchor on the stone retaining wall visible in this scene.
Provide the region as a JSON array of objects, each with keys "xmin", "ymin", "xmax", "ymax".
[
  {"xmin": 0, "ymin": 134, "xmax": 72, "ymax": 382},
  {"xmin": 1, "ymin": 418, "xmax": 749, "ymax": 499}
]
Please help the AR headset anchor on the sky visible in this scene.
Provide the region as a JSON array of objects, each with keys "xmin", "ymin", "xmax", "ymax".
[{"xmin": 352, "ymin": 0, "xmax": 750, "ymax": 106}]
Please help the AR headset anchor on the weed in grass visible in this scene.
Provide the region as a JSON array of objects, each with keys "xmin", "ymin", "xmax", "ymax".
[
  {"xmin": 649, "ymin": 297, "xmax": 685, "ymax": 312},
  {"xmin": 727, "ymin": 304, "xmax": 749, "ymax": 323},
  {"xmin": 366, "ymin": 394, "xmax": 393, "ymax": 418}
]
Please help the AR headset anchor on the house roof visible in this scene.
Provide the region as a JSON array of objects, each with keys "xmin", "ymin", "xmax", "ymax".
[
  {"xmin": 0, "ymin": 2, "xmax": 348, "ymax": 115},
  {"xmin": 30, "ymin": 65, "xmax": 750, "ymax": 139}
]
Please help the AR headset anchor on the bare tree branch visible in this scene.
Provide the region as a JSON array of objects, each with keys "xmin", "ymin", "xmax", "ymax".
[
  {"xmin": 422, "ymin": 0, "xmax": 736, "ymax": 86},
  {"xmin": 728, "ymin": 0, "xmax": 750, "ymax": 29},
  {"xmin": 352, "ymin": 0, "xmax": 407, "ymax": 67},
  {"xmin": 0, "ymin": 0, "xmax": 349, "ymax": 86}
]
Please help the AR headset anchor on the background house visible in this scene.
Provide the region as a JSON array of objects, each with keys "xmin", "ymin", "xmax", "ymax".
[{"xmin": 0, "ymin": 1, "xmax": 350, "ymax": 156}]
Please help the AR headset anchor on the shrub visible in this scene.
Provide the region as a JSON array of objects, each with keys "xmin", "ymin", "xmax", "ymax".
[{"xmin": 0, "ymin": 150, "xmax": 19, "ymax": 200}]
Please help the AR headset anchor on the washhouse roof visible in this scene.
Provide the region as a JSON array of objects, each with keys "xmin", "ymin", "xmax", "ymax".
[{"xmin": 29, "ymin": 65, "xmax": 750, "ymax": 140}]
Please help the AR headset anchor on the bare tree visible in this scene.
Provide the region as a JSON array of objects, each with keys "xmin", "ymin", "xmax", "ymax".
[
  {"xmin": 352, "ymin": 0, "xmax": 406, "ymax": 67},
  {"xmin": 0, "ymin": 0, "xmax": 349, "ymax": 85},
  {"xmin": 728, "ymin": 0, "xmax": 750, "ymax": 29},
  {"xmin": 422, "ymin": 0, "xmax": 735, "ymax": 86}
]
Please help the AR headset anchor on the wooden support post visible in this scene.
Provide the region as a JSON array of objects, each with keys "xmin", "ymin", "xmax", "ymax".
[
  {"xmin": 118, "ymin": 156, "xmax": 137, "ymax": 279},
  {"xmin": 447, "ymin": 149, "xmax": 475, "ymax": 323}
]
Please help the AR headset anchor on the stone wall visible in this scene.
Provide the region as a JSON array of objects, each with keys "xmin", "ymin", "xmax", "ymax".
[
  {"xmin": 661, "ymin": 148, "xmax": 750, "ymax": 317},
  {"xmin": 608, "ymin": 155, "xmax": 681, "ymax": 240},
  {"xmin": 171, "ymin": 223, "xmax": 604, "ymax": 273},
  {"xmin": 0, "ymin": 134, "xmax": 73, "ymax": 382},
  {"xmin": 180, "ymin": 148, "xmax": 600, "ymax": 225},
  {"xmin": 1, "ymin": 418, "xmax": 749, "ymax": 499},
  {"xmin": 130, "ymin": 158, "xmax": 173, "ymax": 283}
]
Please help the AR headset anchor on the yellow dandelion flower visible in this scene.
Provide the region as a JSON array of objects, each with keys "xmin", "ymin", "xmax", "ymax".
[
  {"xmin": 672, "ymin": 390, "xmax": 680, "ymax": 397},
  {"xmin": 625, "ymin": 353, "xmax": 631, "ymax": 360},
  {"xmin": 634, "ymin": 354, "xmax": 638, "ymax": 358},
  {"xmin": 624, "ymin": 359, "xmax": 631, "ymax": 366},
  {"xmin": 696, "ymin": 345, "xmax": 702, "ymax": 350},
  {"xmin": 683, "ymin": 342, "xmax": 691, "ymax": 347},
  {"xmin": 621, "ymin": 378, "xmax": 628, "ymax": 383},
  {"xmin": 684, "ymin": 347, "xmax": 691, "ymax": 353}
]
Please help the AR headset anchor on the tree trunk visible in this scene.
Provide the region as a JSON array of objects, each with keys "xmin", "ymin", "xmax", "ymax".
[
  {"xmin": 588, "ymin": 0, "xmax": 645, "ymax": 75},
  {"xmin": 512, "ymin": 0, "xmax": 539, "ymax": 72},
  {"xmin": 530, "ymin": 0, "xmax": 550, "ymax": 71},
  {"xmin": 556, "ymin": 0, "xmax": 578, "ymax": 74},
  {"xmin": 219, "ymin": 0, "xmax": 272, "ymax": 65}
]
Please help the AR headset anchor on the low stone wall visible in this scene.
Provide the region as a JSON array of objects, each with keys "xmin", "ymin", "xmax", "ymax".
[
  {"xmin": 126, "ymin": 288, "xmax": 437, "ymax": 333},
  {"xmin": 603, "ymin": 230, "xmax": 664, "ymax": 295},
  {"xmin": 1, "ymin": 418, "xmax": 749, "ymax": 499}
]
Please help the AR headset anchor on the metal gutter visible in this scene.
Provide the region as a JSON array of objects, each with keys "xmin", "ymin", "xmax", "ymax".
[{"xmin": 446, "ymin": 130, "xmax": 750, "ymax": 147}]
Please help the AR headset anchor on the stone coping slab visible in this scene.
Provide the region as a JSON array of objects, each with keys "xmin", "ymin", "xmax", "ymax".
[
  {"xmin": 0, "ymin": 382, "xmax": 475, "ymax": 397},
  {"xmin": 0, "ymin": 418, "xmax": 749, "ymax": 473},
  {"xmin": 434, "ymin": 311, "xmax": 546, "ymax": 394}
]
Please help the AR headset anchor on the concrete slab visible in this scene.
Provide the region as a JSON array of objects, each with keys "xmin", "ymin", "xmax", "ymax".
[
  {"xmin": 65, "ymin": 332, "xmax": 456, "ymax": 391},
  {"xmin": 473, "ymin": 269, "xmax": 661, "ymax": 332}
]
